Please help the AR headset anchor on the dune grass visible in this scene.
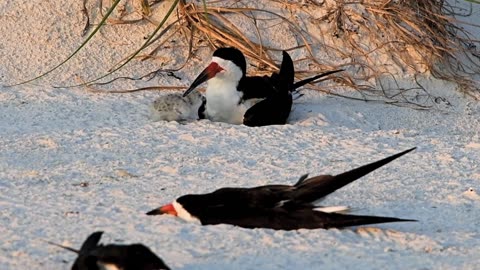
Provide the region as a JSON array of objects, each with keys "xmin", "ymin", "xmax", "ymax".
[{"xmin": 11, "ymin": 0, "xmax": 480, "ymax": 108}]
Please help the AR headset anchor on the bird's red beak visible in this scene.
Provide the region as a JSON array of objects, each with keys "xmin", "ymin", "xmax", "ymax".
[
  {"xmin": 183, "ymin": 62, "xmax": 224, "ymax": 97},
  {"xmin": 146, "ymin": 203, "xmax": 178, "ymax": 216}
]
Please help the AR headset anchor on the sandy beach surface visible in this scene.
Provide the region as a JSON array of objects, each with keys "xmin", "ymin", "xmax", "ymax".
[{"xmin": 1, "ymin": 1, "xmax": 479, "ymax": 269}]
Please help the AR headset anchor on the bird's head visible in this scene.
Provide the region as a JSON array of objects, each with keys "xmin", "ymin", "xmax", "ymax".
[
  {"xmin": 183, "ymin": 47, "xmax": 246, "ymax": 97},
  {"xmin": 146, "ymin": 196, "xmax": 201, "ymax": 224}
]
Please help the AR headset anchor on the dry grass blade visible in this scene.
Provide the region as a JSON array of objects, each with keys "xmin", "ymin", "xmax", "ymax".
[
  {"xmin": 140, "ymin": 0, "xmax": 152, "ymax": 16},
  {"xmin": 81, "ymin": 0, "xmax": 91, "ymax": 36},
  {"xmin": 49, "ymin": 0, "xmax": 479, "ymax": 107},
  {"xmin": 183, "ymin": 5, "xmax": 274, "ymax": 66},
  {"xmin": 180, "ymin": 4, "xmax": 323, "ymax": 73},
  {"xmin": 106, "ymin": 18, "xmax": 183, "ymax": 71},
  {"xmin": 86, "ymin": 85, "xmax": 187, "ymax": 93},
  {"xmin": 56, "ymin": 0, "xmax": 182, "ymax": 88}
]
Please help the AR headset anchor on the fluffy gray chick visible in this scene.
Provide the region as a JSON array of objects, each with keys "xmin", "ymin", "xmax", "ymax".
[{"xmin": 150, "ymin": 90, "xmax": 205, "ymax": 122}]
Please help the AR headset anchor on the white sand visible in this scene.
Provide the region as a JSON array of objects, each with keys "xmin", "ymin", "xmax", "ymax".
[{"xmin": 1, "ymin": 0, "xmax": 479, "ymax": 269}]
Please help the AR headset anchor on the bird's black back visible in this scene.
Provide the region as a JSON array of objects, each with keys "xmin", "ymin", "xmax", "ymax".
[
  {"xmin": 90, "ymin": 244, "xmax": 170, "ymax": 270},
  {"xmin": 243, "ymin": 93, "xmax": 293, "ymax": 126}
]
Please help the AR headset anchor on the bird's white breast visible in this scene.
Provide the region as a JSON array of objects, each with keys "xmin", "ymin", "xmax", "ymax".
[{"xmin": 205, "ymin": 78, "xmax": 248, "ymax": 125}]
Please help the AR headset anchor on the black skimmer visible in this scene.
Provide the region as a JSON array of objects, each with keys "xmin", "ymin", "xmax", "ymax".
[
  {"xmin": 48, "ymin": 231, "xmax": 170, "ymax": 270},
  {"xmin": 183, "ymin": 47, "xmax": 342, "ymax": 126},
  {"xmin": 150, "ymin": 90, "xmax": 206, "ymax": 122},
  {"xmin": 146, "ymin": 148, "xmax": 416, "ymax": 230}
]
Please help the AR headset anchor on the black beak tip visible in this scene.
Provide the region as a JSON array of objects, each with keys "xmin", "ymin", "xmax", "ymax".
[
  {"xmin": 401, "ymin": 218, "xmax": 418, "ymax": 223},
  {"xmin": 183, "ymin": 87, "xmax": 195, "ymax": 97},
  {"xmin": 146, "ymin": 209, "xmax": 160, "ymax": 216}
]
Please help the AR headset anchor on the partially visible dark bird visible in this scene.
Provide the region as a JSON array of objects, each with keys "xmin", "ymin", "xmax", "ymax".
[
  {"xmin": 183, "ymin": 47, "xmax": 342, "ymax": 126},
  {"xmin": 48, "ymin": 231, "xmax": 170, "ymax": 270},
  {"xmin": 147, "ymin": 148, "xmax": 417, "ymax": 230}
]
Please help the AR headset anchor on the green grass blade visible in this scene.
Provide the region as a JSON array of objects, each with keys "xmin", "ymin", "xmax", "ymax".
[
  {"xmin": 57, "ymin": 0, "xmax": 181, "ymax": 88},
  {"xmin": 7, "ymin": 0, "xmax": 122, "ymax": 87}
]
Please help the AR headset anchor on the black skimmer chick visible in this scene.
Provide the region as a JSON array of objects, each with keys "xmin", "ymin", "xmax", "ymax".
[
  {"xmin": 48, "ymin": 231, "xmax": 170, "ymax": 270},
  {"xmin": 150, "ymin": 90, "xmax": 206, "ymax": 122},
  {"xmin": 146, "ymin": 148, "xmax": 416, "ymax": 230},
  {"xmin": 183, "ymin": 47, "xmax": 342, "ymax": 126}
]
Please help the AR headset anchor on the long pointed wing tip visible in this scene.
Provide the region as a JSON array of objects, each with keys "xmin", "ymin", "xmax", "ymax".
[
  {"xmin": 389, "ymin": 217, "xmax": 417, "ymax": 223},
  {"xmin": 397, "ymin": 147, "xmax": 417, "ymax": 156}
]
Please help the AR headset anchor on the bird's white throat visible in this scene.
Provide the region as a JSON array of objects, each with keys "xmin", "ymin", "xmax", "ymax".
[
  {"xmin": 205, "ymin": 57, "xmax": 249, "ymax": 125},
  {"xmin": 98, "ymin": 263, "xmax": 121, "ymax": 270},
  {"xmin": 173, "ymin": 201, "xmax": 201, "ymax": 224}
]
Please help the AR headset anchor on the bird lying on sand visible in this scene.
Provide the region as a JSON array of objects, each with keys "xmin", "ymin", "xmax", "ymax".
[
  {"xmin": 182, "ymin": 47, "xmax": 343, "ymax": 126},
  {"xmin": 48, "ymin": 231, "xmax": 170, "ymax": 270},
  {"xmin": 146, "ymin": 148, "xmax": 417, "ymax": 230}
]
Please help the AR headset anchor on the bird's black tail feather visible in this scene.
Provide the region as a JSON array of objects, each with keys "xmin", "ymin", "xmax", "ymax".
[{"xmin": 295, "ymin": 148, "xmax": 416, "ymax": 202}]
